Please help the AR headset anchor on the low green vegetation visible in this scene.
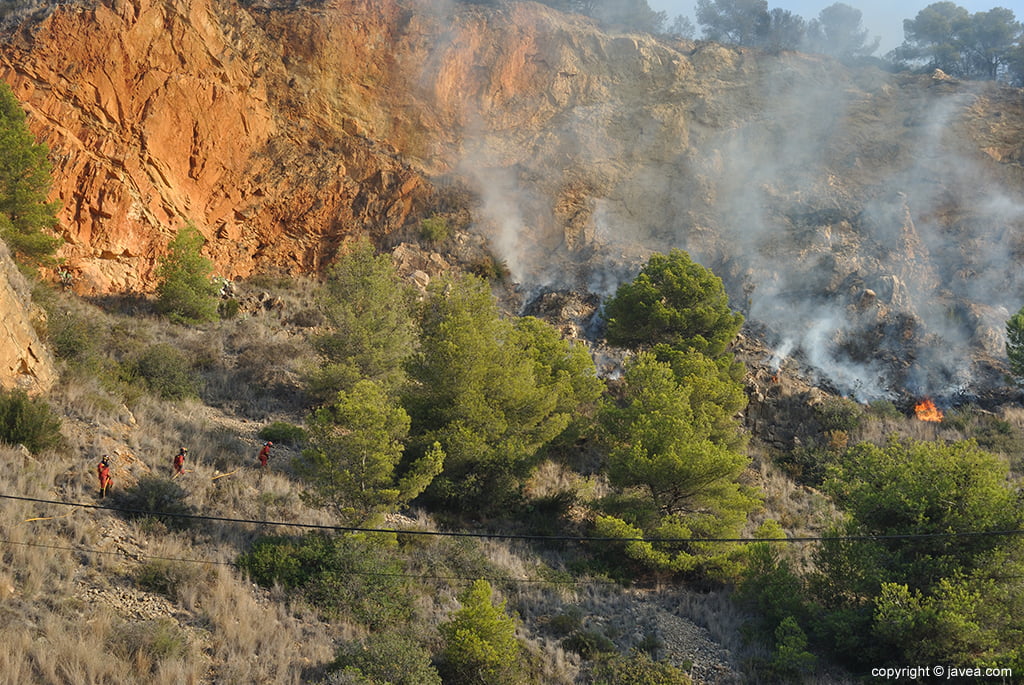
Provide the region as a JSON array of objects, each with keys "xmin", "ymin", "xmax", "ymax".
[
  {"xmin": 331, "ymin": 632, "xmax": 442, "ymax": 685},
  {"xmin": 590, "ymin": 651, "xmax": 693, "ymax": 684},
  {"xmin": 745, "ymin": 437, "xmax": 1024, "ymax": 673},
  {"xmin": 154, "ymin": 224, "xmax": 220, "ymax": 324},
  {"xmin": 123, "ymin": 342, "xmax": 201, "ymax": 400},
  {"xmin": 239, "ymin": 533, "xmax": 413, "ymax": 628},
  {"xmin": 258, "ymin": 420, "xmax": 307, "ymax": 446},
  {"xmin": 419, "ymin": 214, "xmax": 451, "ymax": 244},
  {"xmin": 0, "ymin": 387, "xmax": 63, "ymax": 454},
  {"xmin": 114, "ymin": 476, "xmax": 194, "ymax": 531}
]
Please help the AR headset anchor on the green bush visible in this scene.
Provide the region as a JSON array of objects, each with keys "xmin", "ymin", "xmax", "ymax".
[
  {"xmin": 419, "ymin": 215, "xmax": 450, "ymax": 244},
  {"xmin": 814, "ymin": 396, "xmax": 864, "ymax": 432},
  {"xmin": 111, "ymin": 618, "xmax": 189, "ymax": 663},
  {"xmin": 258, "ymin": 421, "xmax": 307, "ymax": 446},
  {"xmin": 562, "ymin": 629, "xmax": 617, "ymax": 658},
  {"xmin": 590, "ymin": 651, "xmax": 692, "ymax": 685},
  {"xmin": 44, "ymin": 302, "xmax": 102, "ymax": 368},
  {"xmin": 238, "ymin": 533, "xmax": 412, "ymax": 628},
  {"xmin": 218, "ymin": 298, "xmax": 240, "ymax": 319},
  {"xmin": 115, "ymin": 476, "xmax": 194, "ymax": 531},
  {"xmin": 548, "ymin": 607, "xmax": 583, "ymax": 636},
  {"xmin": 135, "ymin": 559, "xmax": 210, "ymax": 601},
  {"xmin": 154, "ymin": 224, "xmax": 220, "ymax": 324},
  {"xmin": 866, "ymin": 399, "xmax": 902, "ymax": 420},
  {"xmin": 468, "ymin": 253, "xmax": 510, "ymax": 281},
  {"xmin": 123, "ymin": 343, "xmax": 200, "ymax": 400},
  {"xmin": 331, "ymin": 633, "xmax": 441, "ymax": 685},
  {"xmin": 774, "ymin": 445, "xmax": 837, "ymax": 487},
  {"xmin": 0, "ymin": 388, "xmax": 63, "ymax": 454},
  {"xmin": 439, "ymin": 579, "xmax": 522, "ymax": 685}
]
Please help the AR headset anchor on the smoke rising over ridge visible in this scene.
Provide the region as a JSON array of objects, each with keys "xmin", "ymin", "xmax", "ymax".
[{"xmin": 445, "ymin": 31, "xmax": 1024, "ymax": 401}]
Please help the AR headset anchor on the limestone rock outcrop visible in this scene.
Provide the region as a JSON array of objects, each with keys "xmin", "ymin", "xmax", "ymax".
[
  {"xmin": 0, "ymin": 242, "xmax": 56, "ymax": 394},
  {"xmin": 0, "ymin": 0, "xmax": 430, "ymax": 292}
]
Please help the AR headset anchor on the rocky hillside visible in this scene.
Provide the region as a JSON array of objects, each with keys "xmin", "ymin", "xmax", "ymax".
[
  {"xmin": 2, "ymin": 0, "xmax": 1024, "ymax": 399},
  {"xmin": 0, "ymin": 241, "xmax": 55, "ymax": 394}
]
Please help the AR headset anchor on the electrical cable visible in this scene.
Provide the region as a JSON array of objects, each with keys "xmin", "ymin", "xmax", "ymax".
[
  {"xmin": 4, "ymin": 492, "xmax": 1024, "ymax": 544},
  {"xmin": 0, "ymin": 537, "xmax": 621, "ymax": 586}
]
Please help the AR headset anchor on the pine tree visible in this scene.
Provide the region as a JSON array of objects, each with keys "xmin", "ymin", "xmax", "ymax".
[
  {"xmin": 0, "ymin": 81, "xmax": 60, "ymax": 267},
  {"xmin": 154, "ymin": 224, "xmax": 219, "ymax": 324}
]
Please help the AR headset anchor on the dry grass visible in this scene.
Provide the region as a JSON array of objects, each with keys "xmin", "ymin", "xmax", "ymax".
[
  {"xmin": 524, "ymin": 458, "xmax": 610, "ymax": 503},
  {"xmin": 197, "ymin": 566, "xmax": 337, "ymax": 685},
  {"xmin": 0, "ymin": 444, "xmax": 340, "ymax": 684},
  {"xmin": 9, "ymin": 272, "xmax": 800, "ymax": 685}
]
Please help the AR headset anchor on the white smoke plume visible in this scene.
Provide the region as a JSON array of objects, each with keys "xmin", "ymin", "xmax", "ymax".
[{"xmin": 430, "ymin": 12, "xmax": 1023, "ymax": 400}]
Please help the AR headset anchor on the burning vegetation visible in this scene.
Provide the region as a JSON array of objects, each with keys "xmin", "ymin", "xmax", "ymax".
[{"xmin": 914, "ymin": 398, "xmax": 943, "ymax": 423}]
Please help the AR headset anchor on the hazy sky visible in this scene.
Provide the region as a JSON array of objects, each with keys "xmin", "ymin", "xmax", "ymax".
[{"xmin": 648, "ymin": 0, "xmax": 1017, "ymax": 53}]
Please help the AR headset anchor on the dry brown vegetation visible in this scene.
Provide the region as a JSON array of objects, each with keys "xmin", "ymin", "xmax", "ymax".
[{"xmin": 2, "ymin": 279, "xmax": 770, "ymax": 684}]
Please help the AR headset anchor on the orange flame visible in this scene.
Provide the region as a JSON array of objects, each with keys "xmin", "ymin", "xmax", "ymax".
[{"xmin": 914, "ymin": 398, "xmax": 943, "ymax": 422}]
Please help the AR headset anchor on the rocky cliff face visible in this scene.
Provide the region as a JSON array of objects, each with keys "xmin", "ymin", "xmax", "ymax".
[
  {"xmin": 0, "ymin": 0, "xmax": 430, "ymax": 292},
  {"xmin": 0, "ymin": 242, "xmax": 56, "ymax": 394},
  {"xmin": 1, "ymin": 0, "xmax": 1023, "ymax": 400}
]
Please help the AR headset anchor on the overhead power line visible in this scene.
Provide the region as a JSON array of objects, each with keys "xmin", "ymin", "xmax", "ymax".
[
  {"xmin": 0, "ymin": 537, "xmax": 618, "ymax": 587},
  {"xmin": 4, "ymin": 492, "xmax": 1024, "ymax": 545}
]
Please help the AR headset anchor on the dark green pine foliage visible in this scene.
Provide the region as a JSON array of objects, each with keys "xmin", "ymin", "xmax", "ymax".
[
  {"xmin": 309, "ymin": 239, "xmax": 418, "ymax": 399},
  {"xmin": 0, "ymin": 81, "xmax": 61, "ymax": 267},
  {"xmin": 154, "ymin": 224, "xmax": 219, "ymax": 324},
  {"xmin": 603, "ymin": 248, "xmax": 743, "ymax": 360},
  {"xmin": 404, "ymin": 274, "xmax": 603, "ymax": 513}
]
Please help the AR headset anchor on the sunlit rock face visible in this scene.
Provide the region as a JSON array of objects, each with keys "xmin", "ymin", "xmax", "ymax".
[
  {"xmin": 2, "ymin": 0, "xmax": 1023, "ymax": 399},
  {"xmin": 0, "ymin": 241, "xmax": 55, "ymax": 394}
]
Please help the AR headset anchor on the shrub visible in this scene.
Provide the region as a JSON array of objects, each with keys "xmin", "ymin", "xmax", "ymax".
[
  {"xmin": 331, "ymin": 633, "xmax": 442, "ymax": 685},
  {"xmin": 218, "ymin": 298, "xmax": 241, "ymax": 319},
  {"xmin": 111, "ymin": 618, "xmax": 189, "ymax": 663},
  {"xmin": 238, "ymin": 533, "xmax": 412, "ymax": 628},
  {"xmin": 419, "ymin": 215, "xmax": 450, "ymax": 244},
  {"xmin": 154, "ymin": 224, "xmax": 219, "ymax": 324},
  {"xmin": 135, "ymin": 559, "xmax": 210, "ymax": 601},
  {"xmin": 468, "ymin": 253, "xmax": 510, "ymax": 281},
  {"xmin": 814, "ymin": 396, "xmax": 864, "ymax": 432},
  {"xmin": 115, "ymin": 476, "xmax": 194, "ymax": 530},
  {"xmin": 774, "ymin": 445, "xmax": 836, "ymax": 487},
  {"xmin": 548, "ymin": 607, "xmax": 583, "ymax": 637},
  {"xmin": 258, "ymin": 421, "xmax": 306, "ymax": 446},
  {"xmin": 562, "ymin": 629, "xmax": 617, "ymax": 658},
  {"xmin": 590, "ymin": 651, "xmax": 692, "ymax": 685},
  {"xmin": 439, "ymin": 579, "xmax": 522, "ymax": 685},
  {"xmin": 0, "ymin": 388, "xmax": 63, "ymax": 453},
  {"xmin": 866, "ymin": 399, "xmax": 902, "ymax": 420},
  {"xmin": 123, "ymin": 343, "xmax": 200, "ymax": 400},
  {"xmin": 44, "ymin": 301, "xmax": 102, "ymax": 367}
]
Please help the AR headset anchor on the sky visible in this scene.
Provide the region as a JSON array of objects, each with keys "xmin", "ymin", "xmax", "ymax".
[{"xmin": 647, "ymin": 0, "xmax": 1019, "ymax": 53}]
